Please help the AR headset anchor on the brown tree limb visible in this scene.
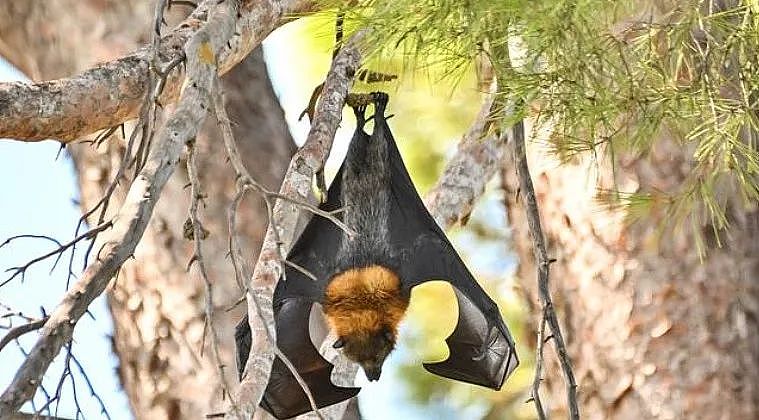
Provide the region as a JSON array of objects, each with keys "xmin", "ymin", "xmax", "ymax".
[
  {"xmin": 424, "ymin": 84, "xmax": 504, "ymax": 226},
  {"xmin": 512, "ymin": 120, "xmax": 579, "ymax": 420},
  {"xmin": 0, "ymin": 0, "xmax": 313, "ymax": 143},
  {"xmin": 232, "ymin": 31, "xmax": 366, "ymax": 420},
  {"xmin": 0, "ymin": 0, "xmax": 241, "ymax": 415}
]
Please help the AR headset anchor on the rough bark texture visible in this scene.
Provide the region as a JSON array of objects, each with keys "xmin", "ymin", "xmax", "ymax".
[
  {"xmin": 0, "ymin": 1, "xmax": 294, "ymax": 418},
  {"xmin": 502, "ymin": 136, "xmax": 759, "ymax": 419},
  {"xmin": 0, "ymin": 0, "xmax": 312, "ymax": 142}
]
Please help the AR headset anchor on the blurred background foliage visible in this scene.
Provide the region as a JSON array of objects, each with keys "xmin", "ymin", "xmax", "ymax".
[{"xmin": 266, "ymin": 12, "xmax": 536, "ymax": 420}]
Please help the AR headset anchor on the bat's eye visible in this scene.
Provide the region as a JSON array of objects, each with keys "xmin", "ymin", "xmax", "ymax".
[{"xmin": 333, "ymin": 338, "xmax": 345, "ymax": 349}]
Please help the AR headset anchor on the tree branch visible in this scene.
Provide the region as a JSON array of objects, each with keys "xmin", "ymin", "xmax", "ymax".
[
  {"xmin": 232, "ymin": 31, "xmax": 366, "ymax": 420},
  {"xmin": 0, "ymin": 0, "xmax": 242, "ymax": 415},
  {"xmin": 424, "ymin": 84, "xmax": 504, "ymax": 227},
  {"xmin": 0, "ymin": 318, "xmax": 48, "ymax": 356},
  {"xmin": 0, "ymin": 0, "xmax": 313, "ymax": 143},
  {"xmin": 185, "ymin": 137, "xmax": 237, "ymax": 411},
  {"xmin": 512, "ymin": 120, "xmax": 579, "ymax": 420}
]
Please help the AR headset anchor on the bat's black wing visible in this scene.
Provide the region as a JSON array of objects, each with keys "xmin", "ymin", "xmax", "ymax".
[
  {"xmin": 235, "ymin": 108, "xmax": 370, "ymax": 419},
  {"xmin": 371, "ymin": 93, "xmax": 519, "ymax": 389}
]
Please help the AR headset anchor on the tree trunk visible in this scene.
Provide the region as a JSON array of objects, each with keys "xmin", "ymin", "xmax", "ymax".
[
  {"xmin": 502, "ymin": 136, "xmax": 759, "ymax": 419},
  {"xmin": 0, "ymin": 1, "xmax": 295, "ymax": 418}
]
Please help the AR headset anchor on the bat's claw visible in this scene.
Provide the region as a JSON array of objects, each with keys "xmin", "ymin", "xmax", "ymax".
[
  {"xmin": 352, "ymin": 103, "xmax": 367, "ymax": 127},
  {"xmin": 371, "ymin": 91, "xmax": 389, "ymax": 115}
]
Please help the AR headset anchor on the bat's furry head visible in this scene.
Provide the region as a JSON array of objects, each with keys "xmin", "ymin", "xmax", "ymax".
[{"xmin": 324, "ymin": 265, "xmax": 409, "ymax": 381}]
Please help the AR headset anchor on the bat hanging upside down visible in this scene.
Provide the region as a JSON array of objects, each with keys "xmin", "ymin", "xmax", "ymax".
[{"xmin": 235, "ymin": 92, "xmax": 518, "ymax": 419}]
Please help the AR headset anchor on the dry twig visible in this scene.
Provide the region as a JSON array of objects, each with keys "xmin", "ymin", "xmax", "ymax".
[
  {"xmin": 0, "ymin": 222, "xmax": 112, "ymax": 288},
  {"xmin": 528, "ymin": 310, "xmax": 548, "ymax": 420},
  {"xmin": 185, "ymin": 139, "xmax": 237, "ymax": 409},
  {"xmin": 0, "ymin": 318, "xmax": 48, "ymax": 355},
  {"xmin": 512, "ymin": 120, "xmax": 579, "ymax": 420}
]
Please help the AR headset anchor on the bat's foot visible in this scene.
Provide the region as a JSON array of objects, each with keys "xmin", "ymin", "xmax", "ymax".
[
  {"xmin": 352, "ymin": 103, "xmax": 367, "ymax": 127},
  {"xmin": 371, "ymin": 91, "xmax": 389, "ymax": 114}
]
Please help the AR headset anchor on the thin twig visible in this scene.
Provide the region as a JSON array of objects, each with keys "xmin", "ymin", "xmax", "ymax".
[
  {"xmin": 513, "ymin": 119, "xmax": 579, "ymax": 420},
  {"xmin": 67, "ymin": 347, "xmax": 112, "ymax": 419},
  {"xmin": 0, "ymin": 235, "xmax": 62, "ymax": 251},
  {"xmin": 227, "ymin": 185, "xmax": 251, "ymax": 292},
  {"xmin": 0, "ymin": 303, "xmax": 37, "ymax": 324},
  {"xmin": 528, "ymin": 308, "xmax": 548, "ymax": 420},
  {"xmin": 186, "ymin": 139, "xmax": 237, "ymax": 409},
  {"xmin": 0, "ymin": 318, "xmax": 48, "ymax": 355},
  {"xmin": 214, "ymin": 88, "xmax": 353, "ymax": 237},
  {"xmin": 0, "ymin": 222, "xmax": 112, "ymax": 288},
  {"xmin": 38, "ymin": 342, "xmax": 110, "ymax": 420},
  {"xmin": 36, "ymin": 344, "xmax": 73, "ymax": 417}
]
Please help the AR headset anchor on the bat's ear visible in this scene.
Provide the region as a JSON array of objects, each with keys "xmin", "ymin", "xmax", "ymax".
[{"xmin": 333, "ymin": 337, "xmax": 345, "ymax": 349}]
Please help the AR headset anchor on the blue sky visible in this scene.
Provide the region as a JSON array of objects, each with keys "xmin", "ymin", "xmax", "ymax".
[
  {"xmin": 0, "ymin": 31, "xmax": 515, "ymax": 418},
  {"xmin": 0, "ymin": 57, "xmax": 131, "ymax": 418}
]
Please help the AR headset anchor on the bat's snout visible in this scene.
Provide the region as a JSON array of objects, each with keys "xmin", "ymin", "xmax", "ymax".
[{"xmin": 364, "ymin": 367, "xmax": 382, "ymax": 381}]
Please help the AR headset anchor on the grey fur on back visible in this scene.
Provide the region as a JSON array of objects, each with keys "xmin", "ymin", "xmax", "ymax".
[{"xmin": 337, "ymin": 105, "xmax": 395, "ymax": 271}]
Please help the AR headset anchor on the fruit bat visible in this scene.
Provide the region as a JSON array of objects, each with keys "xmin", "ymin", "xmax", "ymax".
[{"xmin": 235, "ymin": 92, "xmax": 518, "ymax": 419}]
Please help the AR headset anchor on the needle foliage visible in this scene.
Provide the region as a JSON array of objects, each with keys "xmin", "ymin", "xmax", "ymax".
[{"xmin": 324, "ymin": 0, "xmax": 759, "ymax": 250}]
